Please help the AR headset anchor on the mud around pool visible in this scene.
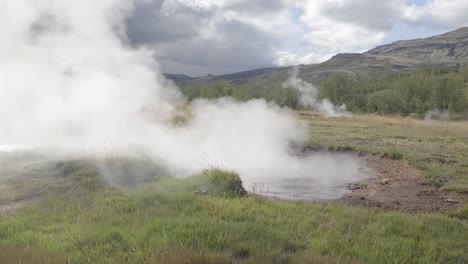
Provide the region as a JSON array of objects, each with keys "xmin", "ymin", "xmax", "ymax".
[
  {"xmin": 246, "ymin": 150, "xmax": 467, "ymax": 214},
  {"xmin": 343, "ymin": 153, "xmax": 467, "ymax": 213}
]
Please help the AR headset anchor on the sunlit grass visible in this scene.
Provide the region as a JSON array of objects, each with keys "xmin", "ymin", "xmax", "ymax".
[
  {"xmin": 1, "ymin": 167, "xmax": 467, "ymax": 263},
  {"xmin": 302, "ymin": 112, "xmax": 468, "ymax": 189},
  {"xmin": 1, "ymin": 113, "xmax": 467, "ymax": 263}
]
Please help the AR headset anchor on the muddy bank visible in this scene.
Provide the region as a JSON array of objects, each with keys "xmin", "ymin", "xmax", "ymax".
[
  {"xmin": 1, "ymin": 149, "xmax": 466, "ymax": 215},
  {"xmin": 248, "ymin": 148, "xmax": 467, "ymax": 214},
  {"xmin": 343, "ymin": 153, "xmax": 467, "ymax": 213}
]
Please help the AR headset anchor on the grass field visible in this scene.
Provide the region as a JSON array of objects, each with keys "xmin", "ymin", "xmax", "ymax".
[
  {"xmin": 0, "ymin": 113, "xmax": 467, "ymax": 263},
  {"xmin": 303, "ymin": 113, "xmax": 468, "ymax": 192}
]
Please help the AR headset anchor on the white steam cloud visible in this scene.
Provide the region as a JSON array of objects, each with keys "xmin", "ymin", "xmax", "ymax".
[
  {"xmin": 0, "ymin": 0, "xmax": 364, "ymax": 194},
  {"xmin": 424, "ymin": 108, "xmax": 453, "ymax": 121},
  {"xmin": 283, "ymin": 66, "xmax": 351, "ymax": 117}
]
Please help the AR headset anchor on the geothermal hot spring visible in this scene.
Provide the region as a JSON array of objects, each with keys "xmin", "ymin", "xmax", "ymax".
[
  {"xmin": 242, "ymin": 151, "xmax": 371, "ymax": 201},
  {"xmin": 0, "ymin": 146, "xmax": 371, "ymax": 201},
  {"xmin": 0, "ymin": 0, "xmax": 370, "ymax": 202}
]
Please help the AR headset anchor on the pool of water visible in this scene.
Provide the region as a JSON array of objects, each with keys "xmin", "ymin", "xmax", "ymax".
[
  {"xmin": 0, "ymin": 146, "xmax": 372, "ymax": 200},
  {"xmin": 243, "ymin": 152, "xmax": 372, "ymax": 201}
]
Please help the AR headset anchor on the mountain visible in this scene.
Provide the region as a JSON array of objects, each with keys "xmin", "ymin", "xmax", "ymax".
[
  {"xmin": 165, "ymin": 27, "xmax": 468, "ymax": 86},
  {"xmin": 163, "ymin": 74, "xmax": 195, "ymax": 83},
  {"xmin": 365, "ymin": 27, "xmax": 468, "ymax": 61}
]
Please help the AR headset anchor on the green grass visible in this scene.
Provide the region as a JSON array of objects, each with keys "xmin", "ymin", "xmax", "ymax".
[
  {"xmin": 1, "ymin": 167, "xmax": 467, "ymax": 263},
  {"xmin": 302, "ymin": 113, "xmax": 468, "ymax": 190},
  {"xmin": 1, "ymin": 114, "xmax": 467, "ymax": 263}
]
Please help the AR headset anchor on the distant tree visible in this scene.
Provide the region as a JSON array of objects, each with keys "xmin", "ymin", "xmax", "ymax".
[
  {"xmin": 319, "ymin": 67, "xmax": 468, "ymax": 119},
  {"xmin": 367, "ymin": 89, "xmax": 404, "ymax": 115}
]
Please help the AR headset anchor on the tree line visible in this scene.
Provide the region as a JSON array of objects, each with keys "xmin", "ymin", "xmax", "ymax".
[
  {"xmin": 320, "ymin": 67, "xmax": 468, "ymax": 119},
  {"xmin": 179, "ymin": 67, "xmax": 468, "ymax": 119},
  {"xmin": 180, "ymin": 82, "xmax": 301, "ymax": 109}
]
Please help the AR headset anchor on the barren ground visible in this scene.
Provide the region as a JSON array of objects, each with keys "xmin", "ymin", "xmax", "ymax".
[{"xmin": 343, "ymin": 153, "xmax": 467, "ymax": 213}]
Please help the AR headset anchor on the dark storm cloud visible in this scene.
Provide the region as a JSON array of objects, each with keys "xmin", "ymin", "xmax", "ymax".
[
  {"xmin": 125, "ymin": 0, "xmax": 279, "ymax": 76},
  {"xmin": 126, "ymin": 0, "xmax": 205, "ymax": 44},
  {"xmin": 156, "ymin": 17, "xmax": 277, "ymax": 75}
]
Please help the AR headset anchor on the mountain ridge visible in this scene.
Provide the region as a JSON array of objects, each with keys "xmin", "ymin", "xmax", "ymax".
[{"xmin": 165, "ymin": 27, "xmax": 468, "ymax": 86}]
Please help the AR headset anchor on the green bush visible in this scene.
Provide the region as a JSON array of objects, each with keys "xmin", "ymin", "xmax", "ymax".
[
  {"xmin": 189, "ymin": 168, "xmax": 247, "ymax": 197},
  {"xmin": 366, "ymin": 89, "xmax": 405, "ymax": 115}
]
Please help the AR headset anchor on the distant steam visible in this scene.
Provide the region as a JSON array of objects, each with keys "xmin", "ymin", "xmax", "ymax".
[
  {"xmin": 424, "ymin": 108, "xmax": 453, "ymax": 121},
  {"xmin": 283, "ymin": 66, "xmax": 351, "ymax": 117},
  {"xmin": 0, "ymin": 0, "xmax": 361, "ymax": 191}
]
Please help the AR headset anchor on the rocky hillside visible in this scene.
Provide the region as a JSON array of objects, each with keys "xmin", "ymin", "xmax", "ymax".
[
  {"xmin": 366, "ymin": 27, "xmax": 468, "ymax": 62},
  {"xmin": 166, "ymin": 27, "xmax": 468, "ymax": 86}
]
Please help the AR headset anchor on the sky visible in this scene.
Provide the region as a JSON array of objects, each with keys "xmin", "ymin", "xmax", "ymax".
[{"xmin": 125, "ymin": 0, "xmax": 468, "ymax": 76}]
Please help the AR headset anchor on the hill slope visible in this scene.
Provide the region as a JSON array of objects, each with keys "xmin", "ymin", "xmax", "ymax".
[{"xmin": 166, "ymin": 27, "xmax": 468, "ymax": 86}]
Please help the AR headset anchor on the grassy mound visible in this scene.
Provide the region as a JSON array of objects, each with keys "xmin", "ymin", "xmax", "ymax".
[
  {"xmin": 189, "ymin": 168, "xmax": 247, "ymax": 197},
  {"xmin": 56, "ymin": 158, "xmax": 165, "ymax": 191},
  {"xmin": 92, "ymin": 158, "xmax": 164, "ymax": 188},
  {"xmin": 56, "ymin": 160, "xmax": 104, "ymax": 192}
]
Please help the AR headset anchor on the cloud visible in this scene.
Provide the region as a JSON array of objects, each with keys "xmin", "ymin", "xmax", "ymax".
[
  {"xmin": 402, "ymin": 0, "xmax": 468, "ymax": 28},
  {"xmin": 313, "ymin": 0, "xmax": 403, "ymax": 31},
  {"xmin": 274, "ymin": 50, "xmax": 333, "ymax": 66},
  {"xmin": 126, "ymin": 0, "xmax": 281, "ymax": 75},
  {"xmin": 122, "ymin": 0, "xmax": 468, "ymax": 76},
  {"xmin": 297, "ymin": 0, "xmax": 405, "ymax": 54},
  {"xmin": 126, "ymin": 1, "xmax": 202, "ymax": 44}
]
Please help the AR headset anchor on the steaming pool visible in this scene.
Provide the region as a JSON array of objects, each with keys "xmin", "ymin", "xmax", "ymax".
[
  {"xmin": 0, "ymin": 146, "xmax": 372, "ymax": 201},
  {"xmin": 242, "ymin": 152, "xmax": 372, "ymax": 201}
]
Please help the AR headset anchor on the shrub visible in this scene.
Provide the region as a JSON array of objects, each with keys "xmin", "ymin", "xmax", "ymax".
[
  {"xmin": 190, "ymin": 168, "xmax": 247, "ymax": 197},
  {"xmin": 56, "ymin": 160, "xmax": 103, "ymax": 192}
]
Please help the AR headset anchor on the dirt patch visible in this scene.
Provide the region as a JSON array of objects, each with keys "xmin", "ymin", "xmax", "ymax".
[{"xmin": 342, "ymin": 153, "xmax": 467, "ymax": 213}]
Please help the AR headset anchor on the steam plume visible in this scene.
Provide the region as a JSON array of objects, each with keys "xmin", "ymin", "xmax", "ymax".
[
  {"xmin": 283, "ymin": 66, "xmax": 351, "ymax": 117},
  {"xmin": 0, "ymin": 0, "xmax": 362, "ymax": 190},
  {"xmin": 424, "ymin": 108, "xmax": 453, "ymax": 121}
]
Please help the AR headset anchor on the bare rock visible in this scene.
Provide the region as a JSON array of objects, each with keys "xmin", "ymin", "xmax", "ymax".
[
  {"xmin": 380, "ymin": 178, "xmax": 389, "ymax": 185},
  {"xmin": 446, "ymin": 198, "xmax": 458, "ymax": 204},
  {"xmin": 346, "ymin": 183, "xmax": 368, "ymax": 190}
]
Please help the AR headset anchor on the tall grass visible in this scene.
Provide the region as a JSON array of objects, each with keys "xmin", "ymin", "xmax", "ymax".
[
  {"xmin": 1, "ymin": 114, "xmax": 467, "ymax": 263},
  {"xmin": 1, "ymin": 168, "xmax": 467, "ymax": 263}
]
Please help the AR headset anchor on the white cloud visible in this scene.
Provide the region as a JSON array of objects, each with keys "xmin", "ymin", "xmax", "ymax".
[
  {"xmin": 403, "ymin": 0, "xmax": 468, "ymax": 28},
  {"xmin": 124, "ymin": 0, "xmax": 467, "ymax": 75},
  {"xmin": 274, "ymin": 50, "xmax": 333, "ymax": 66},
  {"xmin": 302, "ymin": 22, "xmax": 387, "ymax": 54},
  {"xmin": 297, "ymin": 0, "xmax": 404, "ymax": 54}
]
